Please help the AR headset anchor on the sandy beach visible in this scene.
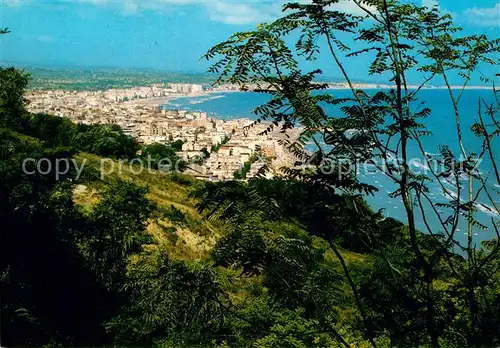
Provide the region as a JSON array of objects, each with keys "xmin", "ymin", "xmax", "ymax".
[
  {"xmin": 126, "ymin": 82, "xmax": 494, "ymax": 107},
  {"xmin": 126, "ymin": 91, "xmax": 213, "ymax": 106}
]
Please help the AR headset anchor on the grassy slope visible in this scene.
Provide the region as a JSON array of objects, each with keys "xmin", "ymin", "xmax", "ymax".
[
  {"xmin": 72, "ymin": 152, "xmax": 368, "ymax": 312},
  {"xmin": 74, "ymin": 152, "xmax": 223, "ymax": 260}
]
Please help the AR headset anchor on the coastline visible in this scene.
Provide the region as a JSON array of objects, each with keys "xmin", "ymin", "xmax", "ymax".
[
  {"xmin": 125, "ymin": 91, "xmax": 212, "ymax": 106},
  {"xmin": 24, "ymin": 85, "xmax": 498, "ymax": 243},
  {"xmin": 128, "ymin": 84, "xmax": 494, "ymax": 107}
]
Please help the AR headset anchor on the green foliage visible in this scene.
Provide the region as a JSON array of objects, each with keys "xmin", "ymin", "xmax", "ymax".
[
  {"xmin": 192, "ymin": 146, "xmax": 212, "ymax": 165},
  {"xmin": 168, "ymin": 172, "xmax": 195, "ymax": 186},
  {"xmin": 23, "ymin": 113, "xmax": 76, "ymax": 147},
  {"xmin": 210, "ymin": 135, "xmax": 230, "ymax": 153},
  {"xmin": 107, "ymin": 251, "xmax": 227, "ymax": 346},
  {"xmin": 26, "ymin": 66, "xmax": 216, "ymax": 91},
  {"xmin": 163, "ymin": 204, "xmax": 187, "ymax": 223},
  {"xmin": 0, "ymin": 62, "xmax": 157, "ymax": 346},
  {"xmin": 0, "ymin": 67, "xmax": 30, "ymax": 128},
  {"xmin": 169, "ymin": 139, "xmax": 185, "ymax": 152},
  {"xmin": 203, "ymin": 0, "xmax": 500, "ymax": 346},
  {"xmin": 0, "ymin": 124, "xmax": 119, "ymax": 346},
  {"xmin": 141, "ymin": 142, "xmax": 187, "ymax": 172},
  {"xmin": 77, "ymin": 182, "xmax": 154, "ymax": 290},
  {"xmin": 233, "ymin": 152, "xmax": 263, "ymax": 179},
  {"xmin": 2, "ymin": 2, "xmax": 500, "ymax": 347},
  {"xmin": 254, "ymin": 309, "xmax": 335, "ymax": 348},
  {"xmin": 73, "ymin": 123, "xmax": 139, "ymax": 158},
  {"xmin": 201, "ymin": 146, "xmax": 210, "ymax": 158},
  {"xmin": 20, "ymin": 111, "xmax": 140, "ymax": 159}
]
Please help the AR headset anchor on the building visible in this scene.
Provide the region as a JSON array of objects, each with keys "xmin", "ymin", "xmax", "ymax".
[{"xmin": 169, "ymin": 83, "xmax": 204, "ymax": 94}]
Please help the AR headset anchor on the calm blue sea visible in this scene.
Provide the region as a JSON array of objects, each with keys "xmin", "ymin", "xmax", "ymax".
[{"xmin": 165, "ymin": 89, "xmax": 499, "ymax": 245}]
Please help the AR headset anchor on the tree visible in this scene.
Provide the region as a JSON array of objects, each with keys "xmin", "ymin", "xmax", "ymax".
[
  {"xmin": 73, "ymin": 123, "xmax": 139, "ymax": 158},
  {"xmin": 0, "ymin": 58, "xmax": 157, "ymax": 346},
  {"xmin": 169, "ymin": 138, "xmax": 185, "ymax": 152},
  {"xmin": 106, "ymin": 249, "xmax": 227, "ymax": 346},
  {"xmin": 77, "ymin": 182, "xmax": 154, "ymax": 290},
  {"xmin": 141, "ymin": 142, "xmax": 187, "ymax": 172},
  {"xmin": 201, "ymin": 146, "xmax": 210, "ymax": 158},
  {"xmin": 0, "ymin": 67, "xmax": 30, "ymax": 128},
  {"xmin": 204, "ymin": 0, "xmax": 500, "ymax": 346},
  {"xmin": 23, "ymin": 112, "xmax": 76, "ymax": 147}
]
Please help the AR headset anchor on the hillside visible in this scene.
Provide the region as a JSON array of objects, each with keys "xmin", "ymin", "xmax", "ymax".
[
  {"xmin": 73, "ymin": 153, "xmax": 221, "ymax": 260},
  {"xmin": 73, "ymin": 153, "xmax": 367, "ymax": 267},
  {"xmin": 3, "ymin": 2, "xmax": 500, "ymax": 342}
]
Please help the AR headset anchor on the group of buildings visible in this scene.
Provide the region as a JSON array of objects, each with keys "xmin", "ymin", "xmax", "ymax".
[{"xmin": 25, "ymin": 83, "xmax": 300, "ymax": 181}]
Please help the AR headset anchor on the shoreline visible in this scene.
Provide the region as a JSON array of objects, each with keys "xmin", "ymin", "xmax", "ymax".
[
  {"xmin": 125, "ymin": 91, "xmax": 212, "ymax": 106},
  {"xmin": 128, "ymin": 84, "xmax": 494, "ymax": 107}
]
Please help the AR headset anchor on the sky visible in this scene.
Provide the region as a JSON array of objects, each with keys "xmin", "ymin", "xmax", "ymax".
[{"xmin": 0, "ymin": 0, "xmax": 499, "ymax": 83}]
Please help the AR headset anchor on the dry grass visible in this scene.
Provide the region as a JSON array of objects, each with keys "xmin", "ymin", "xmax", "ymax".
[
  {"xmin": 72, "ymin": 184, "xmax": 101, "ymax": 214},
  {"xmin": 72, "ymin": 153, "xmax": 363, "ymax": 268},
  {"xmin": 74, "ymin": 153, "xmax": 223, "ymax": 261}
]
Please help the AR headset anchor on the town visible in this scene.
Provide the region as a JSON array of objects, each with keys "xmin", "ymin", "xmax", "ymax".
[{"xmin": 25, "ymin": 83, "xmax": 301, "ymax": 181}]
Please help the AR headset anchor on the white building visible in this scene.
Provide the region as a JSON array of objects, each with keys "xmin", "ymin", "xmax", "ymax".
[{"xmin": 169, "ymin": 83, "xmax": 204, "ymax": 94}]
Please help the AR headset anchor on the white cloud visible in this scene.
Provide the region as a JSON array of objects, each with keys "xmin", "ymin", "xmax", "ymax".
[
  {"xmin": 207, "ymin": 1, "xmax": 282, "ymax": 25},
  {"xmin": 464, "ymin": 3, "xmax": 500, "ymax": 27},
  {"xmin": 68, "ymin": 0, "xmax": 285, "ymax": 23},
  {"xmin": 328, "ymin": 0, "xmax": 377, "ymax": 16},
  {"xmin": 421, "ymin": 0, "xmax": 439, "ymax": 9},
  {"xmin": 121, "ymin": 1, "xmax": 139, "ymax": 15},
  {"xmin": 11, "ymin": 0, "xmax": 497, "ymax": 29},
  {"xmin": 419, "ymin": 0, "xmax": 458, "ymax": 21},
  {"xmin": 205, "ymin": 0, "xmax": 378, "ymax": 25},
  {"xmin": 3, "ymin": 0, "xmax": 378, "ymax": 24}
]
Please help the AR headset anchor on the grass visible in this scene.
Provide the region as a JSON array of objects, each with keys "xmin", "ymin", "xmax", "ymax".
[
  {"xmin": 72, "ymin": 152, "xmax": 367, "ymax": 270},
  {"xmin": 73, "ymin": 152, "xmax": 223, "ymax": 260},
  {"xmin": 70, "ymin": 153, "xmax": 374, "ymax": 329},
  {"xmin": 72, "ymin": 184, "xmax": 101, "ymax": 214}
]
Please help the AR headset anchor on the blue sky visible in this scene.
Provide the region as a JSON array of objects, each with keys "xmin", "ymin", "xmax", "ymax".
[{"xmin": 0, "ymin": 0, "xmax": 498, "ymax": 83}]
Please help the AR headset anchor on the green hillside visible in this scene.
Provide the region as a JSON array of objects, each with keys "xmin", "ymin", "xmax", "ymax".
[
  {"xmin": 73, "ymin": 153, "xmax": 221, "ymax": 260},
  {"xmin": 2, "ymin": 64, "xmax": 500, "ymax": 348},
  {"xmin": 74, "ymin": 152, "xmax": 368, "ymax": 264},
  {"xmin": 2, "ymin": 1, "xmax": 500, "ymax": 344},
  {"xmin": 1, "ymin": 82, "xmax": 376, "ymax": 346}
]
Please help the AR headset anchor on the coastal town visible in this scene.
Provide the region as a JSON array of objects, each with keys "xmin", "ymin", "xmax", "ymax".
[
  {"xmin": 26, "ymin": 79, "xmax": 482, "ymax": 182},
  {"xmin": 25, "ymin": 83, "xmax": 301, "ymax": 181}
]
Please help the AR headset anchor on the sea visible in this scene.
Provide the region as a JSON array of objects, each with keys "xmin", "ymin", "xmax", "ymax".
[{"xmin": 164, "ymin": 89, "xmax": 499, "ymax": 246}]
